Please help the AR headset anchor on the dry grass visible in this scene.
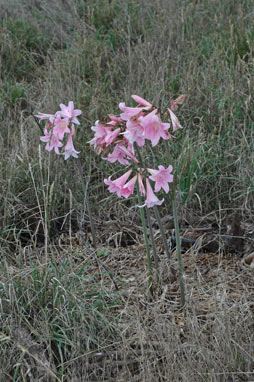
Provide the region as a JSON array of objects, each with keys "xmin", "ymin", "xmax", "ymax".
[{"xmin": 1, "ymin": 0, "xmax": 254, "ymax": 380}]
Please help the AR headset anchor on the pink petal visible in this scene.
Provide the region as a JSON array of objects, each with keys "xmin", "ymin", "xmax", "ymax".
[{"xmin": 131, "ymin": 95, "xmax": 152, "ymax": 108}]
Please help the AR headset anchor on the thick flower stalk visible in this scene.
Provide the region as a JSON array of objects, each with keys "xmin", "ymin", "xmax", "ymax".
[{"xmin": 90, "ymin": 94, "xmax": 186, "ymax": 300}]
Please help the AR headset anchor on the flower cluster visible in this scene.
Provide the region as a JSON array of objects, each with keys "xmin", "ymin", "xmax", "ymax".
[
  {"xmin": 36, "ymin": 101, "xmax": 82, "ymax": 160},
  {"xmin": 89, "ymin": 95, "xmax": 185, "ymax": 208}
]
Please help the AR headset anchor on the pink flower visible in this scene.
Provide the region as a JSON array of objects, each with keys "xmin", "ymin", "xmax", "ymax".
[
  {"xmin": 36, "ymin": 112, "xmax": 56, "ymax": 123},
  {"xmin": 104, "ymin": 169, "xmax": 133, "ymax": 198},
  {"xmin": 141, "ymin": 109, "xmax": 171, "ymax": 146},
  {"xmin": 40, "ymin": 130, "xmax": 63, "ymax": 154},
  {"xmin": 148, "ymin": 165, "xmax": 173, "ymax": 193},
  {"xmin": 89, "ymin": 121, "xmax": 111, "ymax": 149},
  {"xmin": 170, "ymin": 98, "xmax": 177, "ymax": 112},
  {"xmin": 108, "ymin": 114, "xmax": 122, "ymax": 123},
  {"xmin": 131, "ymin": 95, "xmax": 152, "ymax": 108},
  {"xmin": 137, "ymin": 174, "xmax": 146, "ymax": 196},
  {"xmin": 106, "ymin": 141, "xmax": 138, "ymax": 165},
  {"xmin": 144, "ymin": 178, "xmax": 164, "ymax": 208},
  {"xmin": 105, "ymin": 128, "xmax": 120, "ymax": 146},
  {"xmin": 116, "ymin": 143, "xmax": 138, "ymax": 163},
  {"xmin": 123, "ymin": 118, "xmax": 145, "ymax": 146},
  {"xmin": 59, "ymin": 101, "xmax": 82, "ymax": 125},
  {"xmin": 107, "ymin": 143, "xmax": 129, "ymax": 165},
  {"xmin": 53, "ymin": 117, "xmax": 70, "ymax": 140},
  {"xmin": 168, "ymin": 108, "xmax": 183, "ymax": 131},
  {"xmin": 167, "ymin": 94, "xmax": 186, "ymax": 111},
  {"xmin": 123, "ymin": 175, "xmax": 137, "ymax": 196},
  {"xmin": 119, "ymin": 102, "xmax": 145, "ymax": 121},
  {"xmin": 63, "ymin": 131, "xmax": 80, "ymax": 160}
]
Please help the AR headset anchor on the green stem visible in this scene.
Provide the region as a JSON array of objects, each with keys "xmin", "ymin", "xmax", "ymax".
[
  {"xmin": 32, "ymin": 113, "xmax": 44, "ymax": 134},
  {"xmin": 137, "ymin": 184, "xmax": 153, "ymax": 294},
  {"xmin": 153, "ymin": 205, "xmax": 176, "ymax": 278},
  {"xmin": 146, "ymin": 206, "xmax": 160, "ymax": 284},
  {"xmin": 134, "ymin": 144, "xmax": 160, "ymax": 285},
  {"xmin": 172, "ymin": 184, "xmax": 185, "ymax": 307}
]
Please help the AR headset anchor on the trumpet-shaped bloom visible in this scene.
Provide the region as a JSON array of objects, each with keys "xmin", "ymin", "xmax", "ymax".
[
  {"xmin": 89, "ymin": 121, "xmax": 112, "ymax": 149},
  {"xmin": 168, "ymin": 108, "xmax": 183, "ymax": 131},
  {"xmin": 119, "ymin": 102, "xmax": 145, "ymax": 121},
  {"xmin": 107, "ymin": 141, "xmax": 137, "ymax": 165},
  {"xmin": 40, "ymin": 130, "xmax": 63, "ymax": 154},
  {"xmin": 137, "ymin": 174, "xmax": 146, "ymax": 196},
  {"xmin": 63, "ymin": 132, "xmax": 80, "ymax": 160},
  {"xmin": 131, "ymin": 95, "xmax": 152, "ymax": 108},
  {"xmin": 107, "ymin": 143, "xmax": 129, "ymax": 165},
  {"xmin": 116, "ymin": 143, "xmax": 138, "ymax": 163},
  {"xmin": 104, "ymin": 169, "xmax": 133, "ymax": 198},
  {"xmin": 148, "ymin": 165, "xmax": 173, "ymax": 193},
  {"xmin": 123, "ymin": 118, "xmax": 145, "ymax": 146},
  {"xmin": 108, "ymin": 114, "xmax": 122, "ymax": 123},
  {"xmin": 144, "ymin": 178, "xmax": 164, "ymax": 208},
  {"xmin": 59, "ymin": 101, "xmax": 82, "ymax": 125},
  {"xmin": 105, "ymin": 128, "xmax": 120, "ymax": 146},
  {"xmin": 141, "ymin": 109, "xmax": 171, "ymax": 146},
  {"xmin": 123, "ymin": 175, "xmax": 137, "ymax": 196},
  {"xmin": 53, "ymin": 117, "xmax": 70, "ymax": 140},
  {"xmin": 36, "ymin": 112, "xmax": 56, "ymax": 123}
]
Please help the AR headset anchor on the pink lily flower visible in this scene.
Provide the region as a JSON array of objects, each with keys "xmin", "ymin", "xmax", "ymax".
[
  {"xmin": 141, "ymin": 109, "xmax": 171, "ymax": 146},
  {"xmin": 123, "ymin": 175, "xmax": 137, "ymax": 197},
  {"xmin": 116, "ymin": 142, "xmax": 138, "ymax": 163},
  {"xmin": 59, "ymin": 101, "xmax": 82, "ymax": 125},
  {"xmin": 168, "ymin": 108, "xmax": 183, "ymax": 131},
  {"xmin": 105, "ymin": 128, "xmax": 121, "ymax": 146},
  {"xmin": 137, "ymin": 174, "xmax": 146, "ymax": 196},
  {"xmin": 131, "ymin": 95, "xmax": 152, "ymax": 108},
  {"xmin": 53, "ymin": 117, "xmax": 70, "ymax": 140},
  {"xmin": 119, "ymin": 102, "xmax": 145, "ymax": 121},
  {"xmin": 104, "ymin": 169, "xmax": 133, "ymax": 198},
  {"xmin": 123, "ymin": 118, "xmax": 145, "ymax": 146},
  {"xmin": 108, "ymin": 114, "xmax": 122, "ymax": 123},
  {"xmin": 35, "ymin": 112, "xmax": 56, "ymax": 123},
  {"xmin": 107, "ymin": 143, "xmax": 130, "ymax": 165},
  {"xmin": 106, "ymin": 141, "xmax": 138, "ymax": 165},
  {"xmin": 63, "ymin": 131, "xmax": 80, "ymax": 160},
  {"xmin": 40, "ymin": 130, "xmax": 63, "ymax": 154},
  {"xmin": 89, "ymin": 121, "xmax": 112, "ymax": 149},
  {"xmin": 148, "ymin": 165, "xmax": 174, "ymax": 193},
  {"xmin": 144, "ymin": 178, "xmax": 164, "ymax": 208}
]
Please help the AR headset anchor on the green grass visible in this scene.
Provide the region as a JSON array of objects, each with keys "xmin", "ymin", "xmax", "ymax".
[{"xmin": 1, "ymin": 0, "xmax": 254, "ymax": 380}]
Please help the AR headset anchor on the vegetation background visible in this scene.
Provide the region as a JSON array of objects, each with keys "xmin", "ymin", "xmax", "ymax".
[{"xmin": 1, "ymin": 0, "xmax": 254, "ymax": 380}]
